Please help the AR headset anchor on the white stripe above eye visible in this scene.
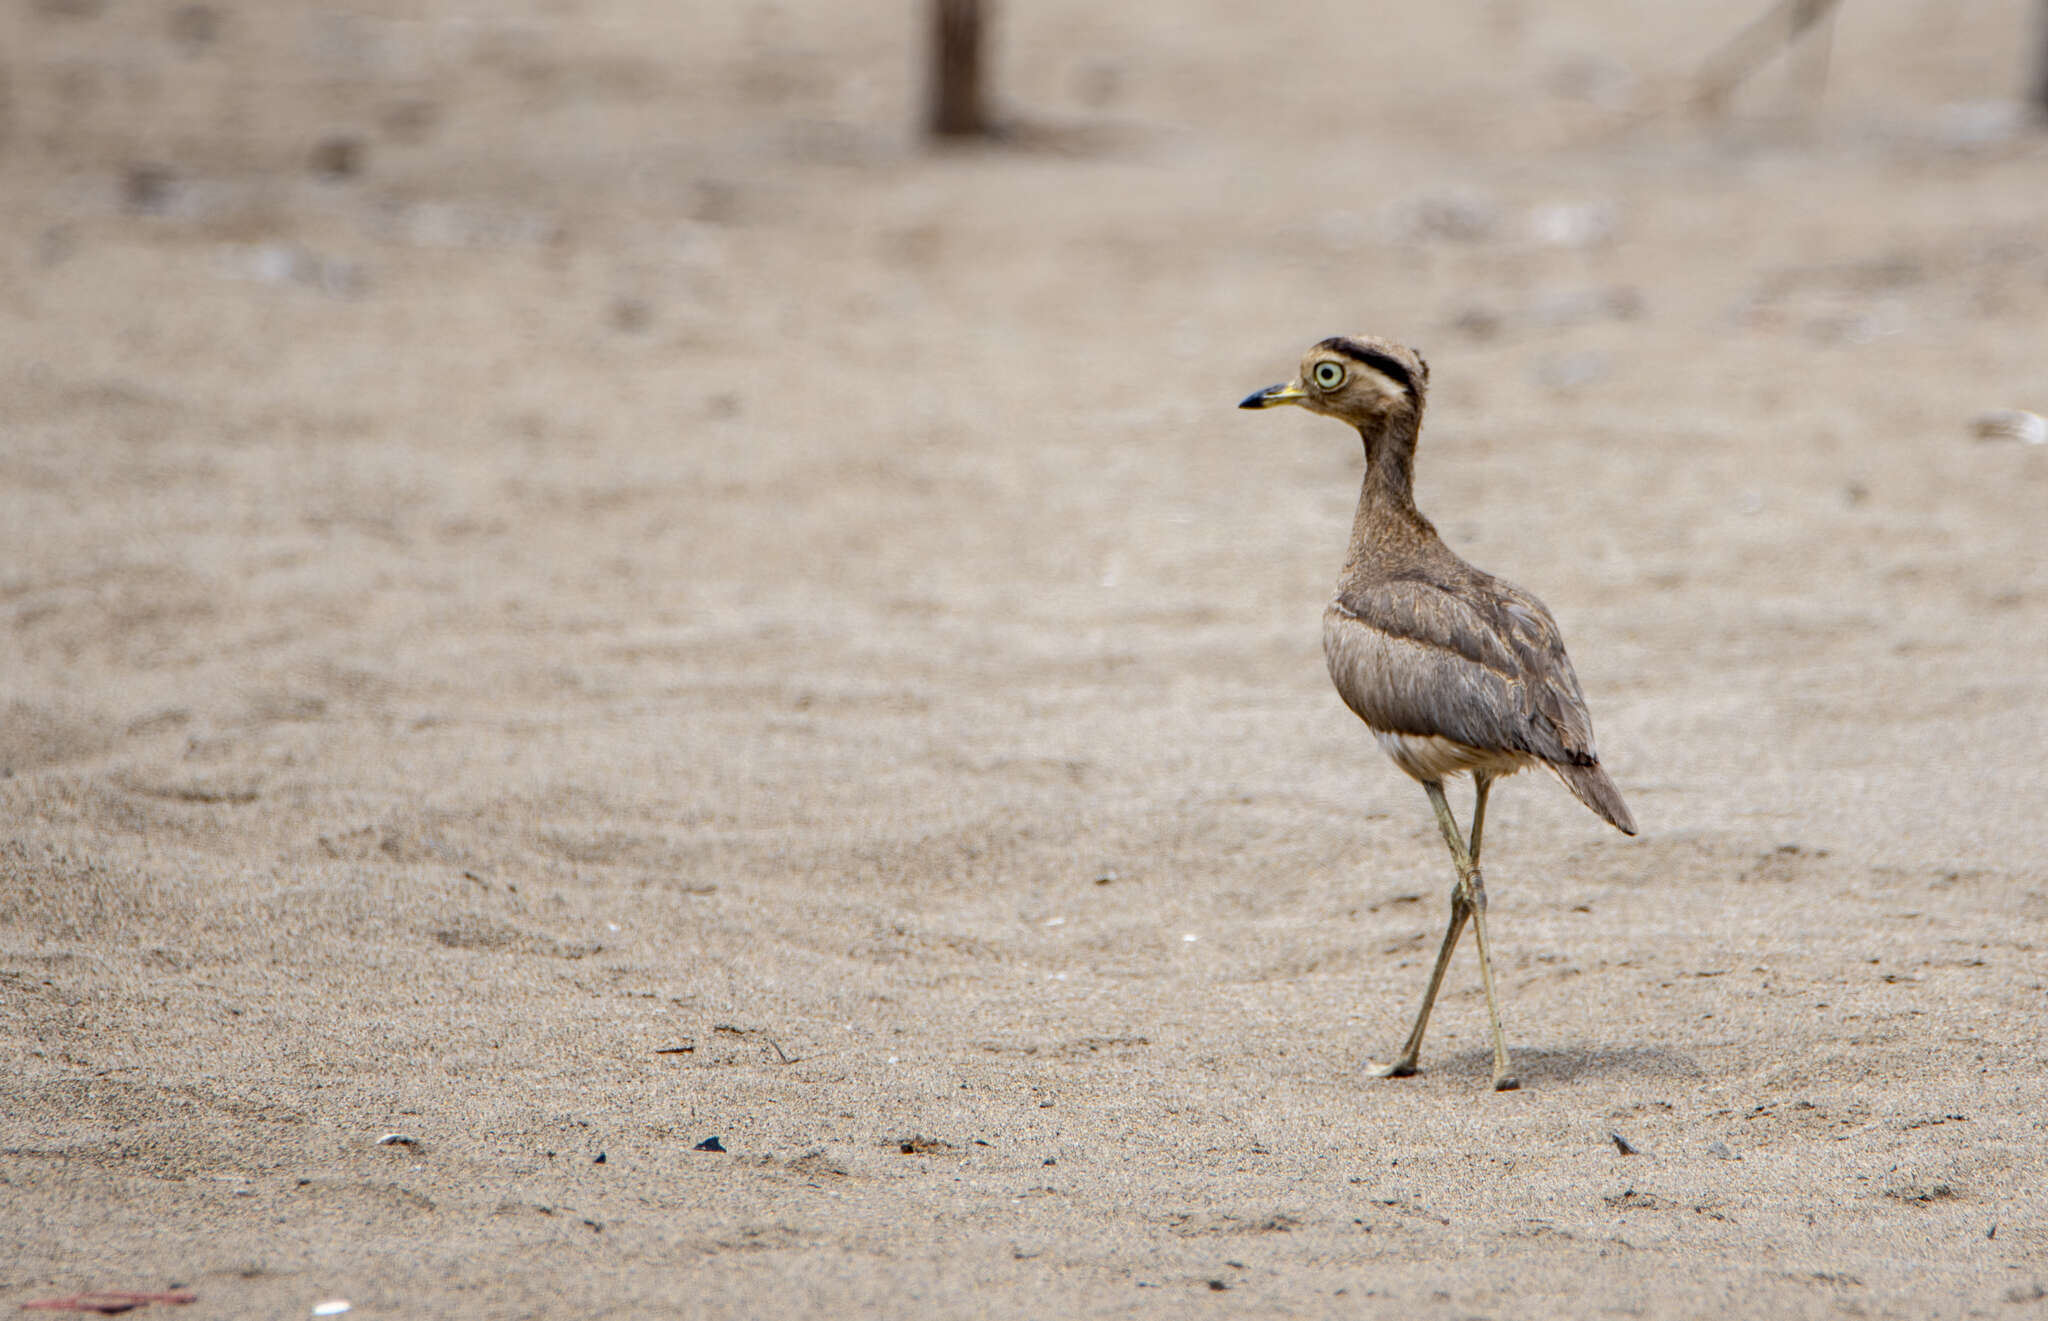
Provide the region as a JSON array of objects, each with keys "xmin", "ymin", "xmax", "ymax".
[{"xmin": 1346, "ymin": 362, "xmax": 1411, "ymax": 404}]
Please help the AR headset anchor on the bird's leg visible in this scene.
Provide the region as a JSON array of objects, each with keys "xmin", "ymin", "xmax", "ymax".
[
  {"xmin": 1369, "ymin": 779, "xmax": 1474, "ymax": 1080},
  {"xmin": 1429, "ymin": 779, "xmax": 1520, "ymax": 1092},
  {"xmin": 1468, "ymin": 771, "xmax": 1495, "ymax": 866},
  {"xmin": 1368, "ymin": 879, "xmax": 1468, "ymax": 1079},
  {"xmin": 1464, "ymin": 875, "xmax": 1519, "ymax": 1091}
]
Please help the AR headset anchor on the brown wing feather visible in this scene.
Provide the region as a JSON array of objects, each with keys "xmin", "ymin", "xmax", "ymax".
[
  {"xmin": 1327, "ymin": 575, "xmax": 1596, "ymax": 765},
  {"xmin": 1325, "ymin": 575, "xmax": 1636, "ymax": 833}
]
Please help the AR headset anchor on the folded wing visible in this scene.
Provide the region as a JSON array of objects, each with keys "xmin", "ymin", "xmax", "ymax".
[{"xmin": 1324, "ymin": 574, "xmax": 1635, "ymax": 833}]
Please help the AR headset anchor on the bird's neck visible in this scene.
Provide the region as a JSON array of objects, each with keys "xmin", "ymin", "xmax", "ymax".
[{"xmin": 1343, "ymin": 413, "xmax": 1436, "ymax": 573}]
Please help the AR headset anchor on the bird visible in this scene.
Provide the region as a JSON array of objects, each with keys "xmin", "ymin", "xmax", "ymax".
[{"xmin": 1240, "ymin": 335, "xmax": 1635, "ymax": 1091}]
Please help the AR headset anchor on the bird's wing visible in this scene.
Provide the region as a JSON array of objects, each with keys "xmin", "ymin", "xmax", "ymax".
[{"xmin": 1324, "ymin": 575, "xmax": 1601, "ymax": 769}]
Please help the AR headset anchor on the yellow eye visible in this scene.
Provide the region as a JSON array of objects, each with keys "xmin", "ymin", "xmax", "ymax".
[{"xmin": 1312, "ymin": 361, "xmax": 1345, "ymax": 389}]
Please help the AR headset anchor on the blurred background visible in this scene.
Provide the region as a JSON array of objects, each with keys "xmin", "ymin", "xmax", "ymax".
[
  {"xmin": 3, "ymin": 0, "xmax": 2042, "ymax": 862},
  {"xmin": 5, "ymin": 3, "xmax": 2048, "ymax": 1314}
]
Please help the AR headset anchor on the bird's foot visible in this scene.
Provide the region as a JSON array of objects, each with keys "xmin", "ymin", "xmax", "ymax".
[
  {"xmin": 1369, "ymin": 1058, "xmax": 1420, "ymax": 1079},
  {"xmin": 1492, "ymin": 1072, "xmax": 1521, "ymax": 1092}
]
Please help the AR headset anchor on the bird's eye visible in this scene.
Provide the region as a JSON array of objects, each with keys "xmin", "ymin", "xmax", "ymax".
[{"xmin": 1313, "ymin": 362, "xmax": 1345, "ymax": 389}]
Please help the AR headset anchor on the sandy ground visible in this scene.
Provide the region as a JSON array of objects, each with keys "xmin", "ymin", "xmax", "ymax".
[{"xmin": 4, "ymin": 1, "xmax": 2048, "ymax": 1316}]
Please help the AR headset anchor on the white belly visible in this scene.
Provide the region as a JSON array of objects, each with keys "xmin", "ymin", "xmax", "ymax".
[{"xmin": 1371, "ymin": 730, "xmax": 1532, "ymax": 783}]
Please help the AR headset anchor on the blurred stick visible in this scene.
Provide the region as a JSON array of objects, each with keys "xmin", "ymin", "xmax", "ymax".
[
  {"xmin": 2035, "ymin": 0, "xmax": 2048, "ymax": 116},
  {"xmin": 1694, "ymin": 0, "xmax": 1846, "ymax": 115},
  {"xmin": 926, "ymin": 0, "xmax": 991, "ymax": 138},
  {"xmin": 1791, "ymin": 0, "xmax": 1838, "ymax": 109}
]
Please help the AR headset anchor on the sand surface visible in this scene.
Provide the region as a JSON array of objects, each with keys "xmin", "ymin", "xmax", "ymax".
[{"xmin": 4, "ymin": 2, "xmax": 2048, "ymax": 1316}]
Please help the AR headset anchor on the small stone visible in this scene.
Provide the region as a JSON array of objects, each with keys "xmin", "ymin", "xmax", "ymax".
[{"xmin": 694, "ymin": 1136, "xmax": 726, "ymax": 1152}]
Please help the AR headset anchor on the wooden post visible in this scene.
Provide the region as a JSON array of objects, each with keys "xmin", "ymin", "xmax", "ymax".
[
  {"xmin": 1694, "ymin": 0, "xmax": 1845, "ymax": 115},
  {"xmin": 926, "ymin": 0, "xmax": 990, "ymax": 138},
  {"xmin": 2034, "ymin": 0, "xmax": 2048, "ymax": 116}
]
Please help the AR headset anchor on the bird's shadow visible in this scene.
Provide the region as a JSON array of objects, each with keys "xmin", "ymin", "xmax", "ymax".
[{"xmin": 1398, "ymin": 1044, "xmax": 1705, "ymax": 1088}]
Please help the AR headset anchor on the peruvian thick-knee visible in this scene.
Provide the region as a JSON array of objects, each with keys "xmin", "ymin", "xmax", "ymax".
[{"xmin": 1241, "ymin": 336, "xmax": 1635, "ymax": 1091}]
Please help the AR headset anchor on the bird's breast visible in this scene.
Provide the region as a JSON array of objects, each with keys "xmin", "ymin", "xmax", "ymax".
[{"xmin": 1320, "ymin": 603, "xmax": 1417, "ymax": 729}]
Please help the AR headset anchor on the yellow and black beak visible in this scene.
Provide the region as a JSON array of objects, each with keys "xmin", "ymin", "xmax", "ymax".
[{"xmin": 1238, "ymin": 381, "xmax": 1308, "ymax": 409}]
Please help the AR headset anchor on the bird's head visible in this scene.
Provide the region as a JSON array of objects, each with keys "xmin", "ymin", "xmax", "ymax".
[{"xmin": 1238, "ymin": 335, "xmax": 1429, "ymax": 427}]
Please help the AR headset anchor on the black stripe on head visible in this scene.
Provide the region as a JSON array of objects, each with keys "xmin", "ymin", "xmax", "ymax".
[{"xmin": 1317, "ymin": 337, "xmax": 1418, "ymax": 397}]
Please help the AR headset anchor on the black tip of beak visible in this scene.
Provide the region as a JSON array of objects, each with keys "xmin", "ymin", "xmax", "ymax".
[{"xmin": 1238, "ymin": 387, "xmax": 1272, "ymax": 410}]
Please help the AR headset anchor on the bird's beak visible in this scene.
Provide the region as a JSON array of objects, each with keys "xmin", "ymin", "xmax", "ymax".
[{"xmin": 1239, "ymin": 380, "xmax": 1307, "ymax": 409}]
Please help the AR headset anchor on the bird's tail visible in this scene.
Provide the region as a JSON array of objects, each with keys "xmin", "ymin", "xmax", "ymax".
[{"xmin": 1553, "ymin": 761, "xmax": 1637, "ymax": 836}]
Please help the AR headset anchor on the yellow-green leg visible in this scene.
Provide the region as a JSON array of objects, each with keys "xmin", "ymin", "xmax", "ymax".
[
  {"xmin": 1368, "ymin": 886, "xmax": 1468, "ymax": 1080},
  {"xmin": 1468, "ymin": 770, "xmax": 1493, "ymax": 865},
  {"xmin": 1370, "ymin": 774, "xmax": 1519, "ymax": 1091}
]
